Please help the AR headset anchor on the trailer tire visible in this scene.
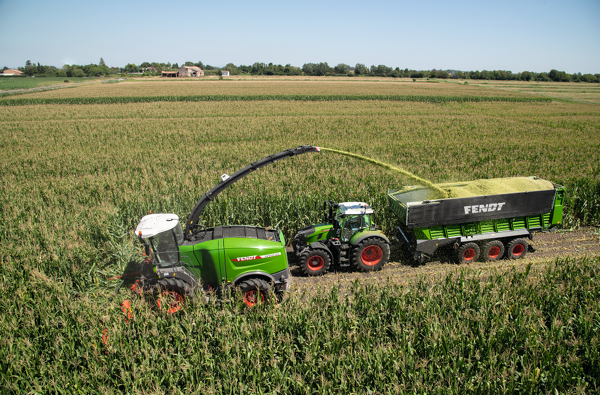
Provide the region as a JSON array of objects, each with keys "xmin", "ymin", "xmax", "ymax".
[
  {"xmin": 481, "ymin": 240, "xmax": 505, "ymax": 262},
  {"xmin": 456, "ymin": 242, "xmax": 480, "ymax": 264},
  {"xmin": 506, "ymin": 238, "xmax": 528, "ymax": 260},
  {"xmin": 353, "ymin": 237, "xmax": 390, "ymax": 272},
  {"xmin": 238, "ymin": 278, "xmax": 271, "ymax": 307},
  {"xmin": 299, "ymin": 248, "xmax": 332, "ymax": 276},
  {"xmin": 156, "ymin": 278, "xmax": 190, "ymax": 314}
]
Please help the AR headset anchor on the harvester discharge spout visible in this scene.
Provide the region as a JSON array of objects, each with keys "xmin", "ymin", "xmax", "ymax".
[{"xmin": 185, "ymin": 145, "xmax": 320, "ymax": 238}]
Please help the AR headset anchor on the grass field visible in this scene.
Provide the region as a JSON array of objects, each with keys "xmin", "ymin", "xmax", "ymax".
[
  {"xmin": 0, "ymin": 76, "xmax": 104, "ymax": 91},
  {"xmin": 1, "ymin": 78, "xmax": 599, "ymax": 393}
]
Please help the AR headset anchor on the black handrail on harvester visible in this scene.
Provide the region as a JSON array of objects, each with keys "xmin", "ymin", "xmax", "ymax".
[{"xmin": 185, "ymin": 145, "xmax": 320, "ymax": 238}]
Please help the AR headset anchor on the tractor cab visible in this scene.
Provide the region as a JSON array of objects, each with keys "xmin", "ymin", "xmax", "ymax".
[
  {"xmin": 135, "ymin": 213, "xmax": 183, "ymax": 267},
  {"xmin": 334, "ymin": 202, "xmax": 375, "ymax": 242}
]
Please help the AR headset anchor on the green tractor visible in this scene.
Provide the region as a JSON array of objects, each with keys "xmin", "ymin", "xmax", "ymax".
[
  {"xmin": 292, "ymin": 201, "xmax": 390, "ymax": 276},
  {"xmin": 130, "ymin": 146, "xmax": 320, "ymax": 311}
]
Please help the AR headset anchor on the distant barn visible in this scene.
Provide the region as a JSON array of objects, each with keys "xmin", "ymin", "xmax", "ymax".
[
  {"xmin": 178, "ymin": 66, "xmax": 204, "ymax": 77},
  {"xmin": 161, "ymin": 71, "xmax": 178, "ymax": 78}
]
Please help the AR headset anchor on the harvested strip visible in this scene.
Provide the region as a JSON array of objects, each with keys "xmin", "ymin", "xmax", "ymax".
[{"xmin": 0, "ymin": 94, "xmax": 551, "ymax": 105}]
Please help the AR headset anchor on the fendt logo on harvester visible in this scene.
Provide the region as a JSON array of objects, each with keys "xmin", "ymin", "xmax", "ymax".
[
  {"xmin": 464, "ymin": 202, "xmax": 506, "ymax": 215},
  {"xmin": 231, "ymin": 252, "xmax": 282, "ymax": 262}
]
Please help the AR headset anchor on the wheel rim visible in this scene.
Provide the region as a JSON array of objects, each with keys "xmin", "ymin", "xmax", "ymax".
[
  {"xmin": 157, "ymin": 291, "xmax": 183, "ymax": 314},
  {"xmin": 488, "ymin": 246, "xmax": 501, "ymax": 259},
  {"xmin": 244, "ymin": 290, "xmax": 265, "ymax": 307},
  {"xmin": 307, "ymin": 255, "xmax": 325, "ymax": 271},
  {"xmin": 361, "ymin": 245, "xmax": 383, "ymax": 266},
  {"xmin": 512, "ymin": 243, "xmax": 524, "ymax": 257},
  {"xmin": 463, "ymin": 248, "xmax": 476, "ymax": 261}
]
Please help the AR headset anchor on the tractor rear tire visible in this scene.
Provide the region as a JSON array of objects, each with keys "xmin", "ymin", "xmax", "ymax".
[
  {"xmin": 299, "ymin": 248, "xmax": 332, "ymax": 276},
  {"xmin": 156, "ymin": 278, "xmax": 191, "ymax": 314},
  {"xmin": 481, "ymin": 240, "xmax": 505, "ymax": 262},
  {"xmin": 238, "ymin": 278, "xmax": 272, "ymax": 307},
  {"xmin": 456, "ymin": 242, "xmax": 480, "ymax": 264},
  {"xmin": 506, "ymin": 238, "xmax": 528, "ymax": 260},
  {"xmin": 353, "ymin": 238, "xmax": 390, "ymax": 272}
]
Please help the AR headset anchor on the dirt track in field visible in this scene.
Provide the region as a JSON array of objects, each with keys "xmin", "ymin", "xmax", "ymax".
[{"xmin": 287, "ymin": 228, "xmax": 600, "ymax": 295}]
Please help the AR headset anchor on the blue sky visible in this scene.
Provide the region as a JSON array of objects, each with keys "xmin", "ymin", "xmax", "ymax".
[{"xmin": 0, "ymin": 0, "xmax": 598, "ymax": 73}]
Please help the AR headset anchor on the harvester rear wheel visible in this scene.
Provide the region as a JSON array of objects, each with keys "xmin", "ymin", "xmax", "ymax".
[
  {"xmin": 353, "ymin": 238, "xmax": 390, "ymax": 272},
  {"xmin": 481, "ymin": 240, "xmax": 505, "ymax": 262},
  {"xmin": 505, "ymin": 238, "xmax": 528, "ymax": 260},
  {"xmin": 238, "ymin": 278, "xmax": 271, "ymax": 307},
  {"xmin": 456, "ymin": 242, "xmax": 480, "ymax": 264},
  {"xmin": 156, "ymin": 278, "xmax": 190, "ymax": 314},
  {"xmin": 299, "ymin": 248, "xmax": 331, "ymax": 276}
]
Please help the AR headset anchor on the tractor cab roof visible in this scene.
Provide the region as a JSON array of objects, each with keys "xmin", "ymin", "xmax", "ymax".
[
  {"xmin": 135, "ymin": 213, "xmax": 180, "ymax": 238},
  {"xmin": 336, "ymin": 202, "xmax": 374, "ymax": 216}
]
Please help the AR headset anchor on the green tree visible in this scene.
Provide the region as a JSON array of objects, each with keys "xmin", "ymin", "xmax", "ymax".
[
  {"xmin": 184, "ymin": 61, "xmax": 194, "ymax": 66},
  {"xmin": 124, "ymin": 63, "xmax": 138, "ymax": 73},
  {"xmin": 333, "ymin": 63, "xmax": 350, "ymax": 75},
  {"xmin": 224, "ymin": 63, "xmax": 238, "ymax": 75},
  {"xmin": 354, "ymin": 63, "xmax": 368, "ymax": 75},
  {"xmin": 99, "ymin": 58, "xmax": 106, "ymax": 67}
]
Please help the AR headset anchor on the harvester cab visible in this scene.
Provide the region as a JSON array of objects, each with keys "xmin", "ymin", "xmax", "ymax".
[
  {"xmin": 293, "ymin": 201, "xmax": 390, "ymax": 276},
  {"xmin": 135, "ymin": 213, "xmax": 183, "ymax": 267}
]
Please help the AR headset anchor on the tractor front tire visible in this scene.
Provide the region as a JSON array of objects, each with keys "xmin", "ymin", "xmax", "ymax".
[
  {"xmin": 156, "ymin": 278, "xmax": 191, "ymax": 314},
  {"xmin": 353, "ymin": 238, "xmax": 390, "ymax": 272},
  {"xmin": 299, "ymin": 248, "xmax": 332, "ymax": 276},
  {"xmin": 456, "ymin": 242, "xmax": 480, "ymax": 264},
  {"xmin": 238, "ymin": 278, "xmax": 272, "ymax": 307},
  {"xmin": 481, "ymin": 240, "xmax": 505, "ymax": 262},
  {"xmin": 506, "ymin": 238, "xmax": 528, "ymax": 260}
]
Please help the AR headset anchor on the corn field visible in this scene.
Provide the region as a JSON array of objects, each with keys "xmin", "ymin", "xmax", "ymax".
[{"xmin": 1, "ymin": 80, "xmax": 599, "ymax": 393}]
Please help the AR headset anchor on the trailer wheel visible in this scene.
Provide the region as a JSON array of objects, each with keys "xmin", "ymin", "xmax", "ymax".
[
  {"xmin": 353, "ymin": 238, "xmax": 390, "ymax": 272},
  {"xmin": 456, "ymin": 242, "xmax": 480, "ymax": 264},
  {"xmin": 299, "ymin": 248, "xmax": 331, "ymax": 276},
  {"xmin": 156, "ymin": 278, "xmax": 190, "ymax": 314},
  {"xmin": 238, "ymin": 278, "xmax": 271, "ymax": 307},
  {"xmin": 506, "ymin": 238, "xmax": 528, "ymax": 260},
  {"xmin": 481, "ymin": 240, "xmax": 505, "ymax": 262}
]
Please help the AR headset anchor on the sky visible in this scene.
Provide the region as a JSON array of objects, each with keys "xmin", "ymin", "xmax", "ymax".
[{"xmin": 0, "ymin": 0, "xmax": 598, "ymax": 74}]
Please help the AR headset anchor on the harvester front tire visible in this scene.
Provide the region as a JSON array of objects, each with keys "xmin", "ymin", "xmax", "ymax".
[
  {"xmin": 238, "ymin": 278, "xmax": 271, "ymax": 307},
  {"xmin": 156, "ymin": 278, "xmax": 191, "ymax": 314},
  {"xmin": 456, "ymin": 242, "xmax": 480, "ymax": 264},
  {"xmin": 481, "ymin": 240, "xmax": 505, "ymax": 262},
  {"xmin": 299, "ymin": 248, "xmax": 332, "ymax": 276},
  {"xmin": 506, "ymin": 238, "xmax": 528, "ymax": 260},
  {"xmin": 353, "ymin": 238, "xmax": 390, "ymax": 272}
]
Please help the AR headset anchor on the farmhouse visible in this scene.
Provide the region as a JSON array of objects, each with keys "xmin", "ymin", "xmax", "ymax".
[
  {"xmin": 221, "ymin": 70, "xmax": 230, "ymax": 77},
  {"xmin": 178, "ymin": 66, "xmax": 204, "ymax": 77},
  {"xmin": 1, "ymin": 69, "xmax": 23, "ymax": 76}
]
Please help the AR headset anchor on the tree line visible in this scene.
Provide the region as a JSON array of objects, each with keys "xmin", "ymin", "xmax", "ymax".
[{"xmin": 3, "ymin": 59, "xmax": 599, "ymax": 83}]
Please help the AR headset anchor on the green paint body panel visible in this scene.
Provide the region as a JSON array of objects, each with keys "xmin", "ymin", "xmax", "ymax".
[
  {"xmin": 177, "ymin": 227, "xmax": 289, "ymax": 286},
  {"xmin": 303, "ymin": 224, "xmax": 335, "ymax": 244}
]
